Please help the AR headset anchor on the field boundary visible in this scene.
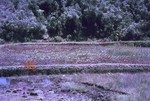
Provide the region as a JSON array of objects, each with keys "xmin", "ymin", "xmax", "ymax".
[
  {"xmin": 1, "ymin": 41, "xmax": 150, "ymax": 47},
  {"xmin": 0, "ymin": 63, "xmax": 150, "ymax": 77}
]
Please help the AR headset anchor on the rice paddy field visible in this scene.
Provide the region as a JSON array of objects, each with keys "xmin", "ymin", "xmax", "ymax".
[{"xmin": 0, "ymin": 42, "xmax": 150, "ymax": 101}]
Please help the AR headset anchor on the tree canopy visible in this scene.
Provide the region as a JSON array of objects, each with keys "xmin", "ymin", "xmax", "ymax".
[{"xmin": 0, "ymin": 0, "xmax": 150, "ymax": 42}]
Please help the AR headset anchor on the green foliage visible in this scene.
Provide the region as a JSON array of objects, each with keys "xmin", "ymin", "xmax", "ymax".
[{"xmin": 0, "ymin": 0, "xmax": 150, "ymax": 42}]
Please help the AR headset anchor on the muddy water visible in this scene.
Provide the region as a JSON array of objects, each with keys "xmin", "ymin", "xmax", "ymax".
[
  {"xmin": 0, "ymin": 78, "xmax": 10, "ymax": 86},
  {"xmin": 0, "ymin": 73, "xmax": 149, "ymax": 101}
]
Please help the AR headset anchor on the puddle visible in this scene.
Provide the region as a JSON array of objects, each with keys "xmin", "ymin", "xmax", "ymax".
[
  {"xmin": 42, "ymin": 79, "xmax": 53, "ymax": 87},
  {"xmin": 0, "ymin": 78, "xmax": 10, "ymax": 86}
]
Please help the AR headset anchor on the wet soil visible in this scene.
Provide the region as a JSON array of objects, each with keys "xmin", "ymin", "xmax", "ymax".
[
  {"xmin": 0, "ymin": 75, "xmax": 111, "ymax": 101},
  {"xmin": 0, "ymin": 73, "xmax": 150, "ymax": 101}
]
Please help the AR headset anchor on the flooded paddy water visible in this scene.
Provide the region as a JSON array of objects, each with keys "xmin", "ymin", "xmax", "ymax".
[
  {"xmin": 0, "ymin": 73, "xmax": 149, "ymax": 101},
  {"xmin": 0, "ymin": 78, "xmax": 10, "ymax": 86}
]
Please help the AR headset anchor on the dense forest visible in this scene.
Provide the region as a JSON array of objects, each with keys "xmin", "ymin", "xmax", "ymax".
[{"xmin": 0, "ymin": 0, "xmax": 150, "ymax": 42}]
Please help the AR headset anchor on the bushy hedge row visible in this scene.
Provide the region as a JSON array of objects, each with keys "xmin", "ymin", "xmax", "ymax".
[{"xmin": 0, "ymin": 0, "xmax": 150, "ymax": 42}]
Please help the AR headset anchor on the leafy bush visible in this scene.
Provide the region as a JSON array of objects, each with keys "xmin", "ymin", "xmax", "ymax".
[
  {"xmin": 0, "ymin": 0, "xmax": 150, "ymax": 42},
  {"xmin": 0, "ymin": 0, "xmax": 46, "ymax": 42}
]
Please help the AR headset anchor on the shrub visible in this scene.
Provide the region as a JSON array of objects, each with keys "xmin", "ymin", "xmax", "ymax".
[
  {"xmin": 0, "ymin": 0, "xmax": 46, "ymax": 42},
  {"xmin": 0, "ymin": 0, "xmax": 150, "ymax": 42}
]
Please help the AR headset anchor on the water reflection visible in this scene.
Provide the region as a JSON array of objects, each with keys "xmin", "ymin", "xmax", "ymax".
[
  {"xmin": 0, "ymin": 78, "xmax": 10, "ymax": 86},
  {"xmin": 42, "ymin": 79, "xmax": 53, "ymax": 87}
]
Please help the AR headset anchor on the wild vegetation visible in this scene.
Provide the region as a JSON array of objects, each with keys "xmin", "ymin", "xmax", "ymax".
[{"xmin": 0, "ymin": 0, "xmax": 150, "ymax": 42}]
